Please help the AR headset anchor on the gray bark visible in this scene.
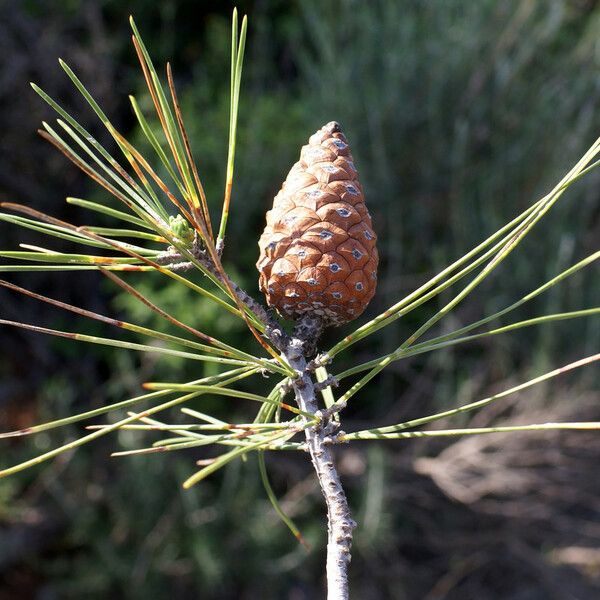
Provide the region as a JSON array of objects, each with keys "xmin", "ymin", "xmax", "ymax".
[{"xmin": 284, "ymin": 331, "xmax": 355, "ymax": 600}]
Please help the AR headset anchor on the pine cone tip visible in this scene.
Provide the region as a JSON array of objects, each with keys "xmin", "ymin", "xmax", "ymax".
[{"xmin": 323, "ymin": 120, "xmax": 342, "ymax": 134}]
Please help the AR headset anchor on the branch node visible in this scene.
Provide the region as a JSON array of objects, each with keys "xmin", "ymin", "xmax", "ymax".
[
  {"xmin": 324, "ymin": 431, "xmax": 348, "ymax": 445},
  {"xmin": 294, "ymin": 374, "xmax": 307, "ymax": 389},
  {"xmin": 155, "ymin": 247, "xmax": 183, "ymax": 264},
  {"xmin": 314, "ymin": 375, "xmax": 339, "ymax": 392},
  {"xmin": 315, "ymin": 401, "xmax": 346, "ymax": 421},
  {"xmin": 279, "ymin": 378, "xmax": 294, "ymax": 397},
  {"xmin": 307, "ymin": 352, "xmax": 332, "ymax": 371}
]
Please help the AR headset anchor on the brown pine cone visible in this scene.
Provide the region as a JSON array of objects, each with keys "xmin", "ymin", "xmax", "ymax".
[{"xmin": 257, "ymin": 121, "xmax": 378, "ymax": 326}]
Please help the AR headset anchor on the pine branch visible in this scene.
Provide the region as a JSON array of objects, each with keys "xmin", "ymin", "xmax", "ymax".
[
  {"xmin": 283, "ymin": 323, "xmax": 355, "ymax": 600},
  {"xmin": 156, "ymin": 242, "xmax": 288, "ymax": 350}
]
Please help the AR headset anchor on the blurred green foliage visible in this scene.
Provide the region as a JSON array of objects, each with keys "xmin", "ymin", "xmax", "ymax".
[{"xmin": 1, "ymin": 1, "xmax": 599, "ymax": 599}]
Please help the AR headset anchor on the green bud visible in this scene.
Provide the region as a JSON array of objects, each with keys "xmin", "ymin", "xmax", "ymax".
[{"xmin": 169, "ymin": 214, "xmax": 194, "ymax": 243}]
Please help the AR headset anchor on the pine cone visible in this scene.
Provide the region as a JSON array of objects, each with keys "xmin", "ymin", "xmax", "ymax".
[{"xmin": 257, "ymin": 121, "xmax": 378, "ymax": 326}]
